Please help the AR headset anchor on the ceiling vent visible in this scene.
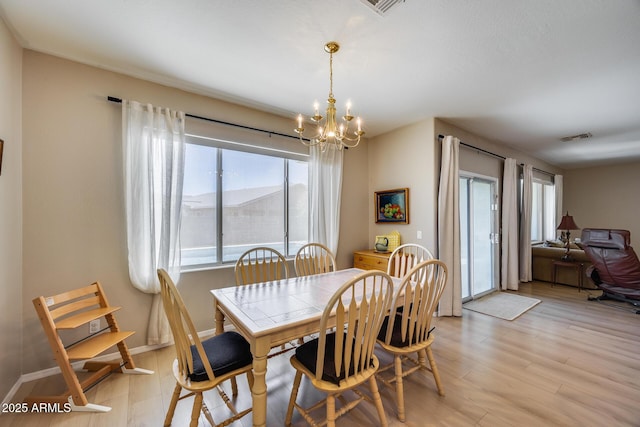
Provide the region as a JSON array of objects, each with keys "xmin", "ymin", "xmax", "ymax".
[
  {"xmin": 560, "ymin": 132, "xmax": 593, "ymax": 142},
  {"xmin": 360, "ymin": 0, "xmax": 406, "ymax": 16}
]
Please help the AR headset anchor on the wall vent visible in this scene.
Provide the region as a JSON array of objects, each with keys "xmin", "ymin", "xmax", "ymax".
[
  {"xmin": 560, "ymin": 132, "xmax": 593, "ymax": 142},
  {"xmin": 360, "ymin": 0, "xmax": 406, "ymax": 16}
]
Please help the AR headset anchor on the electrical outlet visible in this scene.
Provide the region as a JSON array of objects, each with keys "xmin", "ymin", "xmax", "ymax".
[
  {"xmin": 89, "ymin": 319, "xmax": 100, "ymax": 334},
  {"xmin": 417, "ymin": 230, "xmax": 423, "ymax": 239}
]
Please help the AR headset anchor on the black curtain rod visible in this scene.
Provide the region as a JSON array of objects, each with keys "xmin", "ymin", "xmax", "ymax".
[
  {"xmin": 438, "ymin": 134, "xmax": 555, "ymax": 177},
  {"xmin": 107, "ymin": 96, "xmax": 306, "ymax": 142}
]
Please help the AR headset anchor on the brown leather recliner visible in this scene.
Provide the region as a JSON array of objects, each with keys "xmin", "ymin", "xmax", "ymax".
[{"xmin": 580, "ymin": 229, "xmax": 640, "ymax": 310}]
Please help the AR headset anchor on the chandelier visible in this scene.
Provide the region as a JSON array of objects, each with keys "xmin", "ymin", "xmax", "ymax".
[{"xmin": 295, "ymin": 41, "xmax": 365, "ymax": 151}]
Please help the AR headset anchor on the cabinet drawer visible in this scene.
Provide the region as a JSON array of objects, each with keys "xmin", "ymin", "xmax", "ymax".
[{"xmin": 353, "ymin": 251, "xmax": 390, "ymax": 272}]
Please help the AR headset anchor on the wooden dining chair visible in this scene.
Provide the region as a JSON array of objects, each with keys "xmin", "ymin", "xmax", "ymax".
[
  {"xmin": 387, "ymin": 243, "xmax": 434, "ymax": 278},
  {"xmin": 285, "ymin": 270, "xmax": 394, "ymax": 427},
  {"xmin": 375, "ymin": 259, "xmax": 448, "ymax": 422},
  {"xmin": 234, "ymin": 246, "xmax": 289, "ymax": 285},
  {"xmin": 157, "ymin": 269, "xmax": 254, "ymax": 427},
  {"xmin": 294, "ymin": 242, "xmax": 337, "ymax": 277},
  {"xmin": 234, "ymin": 246, "xmax": 299, "ymax": 354}
]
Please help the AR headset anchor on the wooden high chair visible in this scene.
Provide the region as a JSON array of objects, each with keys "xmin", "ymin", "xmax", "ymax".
[{"xmin": 26, "ymin": 281, "xmax": 152, "ymax": 412}]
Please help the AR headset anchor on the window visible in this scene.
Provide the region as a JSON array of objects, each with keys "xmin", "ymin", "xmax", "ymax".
[
  {"xmin": 180, "ymin": 135, "xmax": 308, "ymax": 270},
  {"xmin": 530, "ymin": 180, "xmax": 556, "ymax": 243}
]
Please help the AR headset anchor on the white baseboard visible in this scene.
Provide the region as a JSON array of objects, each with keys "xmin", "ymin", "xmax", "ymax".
[{"xmin": 2, "ymin": 328, "xmax": 218, "ymax": 406}]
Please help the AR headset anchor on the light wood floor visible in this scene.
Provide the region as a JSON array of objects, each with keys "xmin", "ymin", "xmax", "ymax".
[{"xmin": 4, "ymin": 282, "xmax": 640, "ymax": 426}]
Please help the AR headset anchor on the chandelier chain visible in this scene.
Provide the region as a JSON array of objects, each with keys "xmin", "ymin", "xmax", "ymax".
[{"xmin": 328, "ymin": 50, "xmax": 334, "ymax": 100}]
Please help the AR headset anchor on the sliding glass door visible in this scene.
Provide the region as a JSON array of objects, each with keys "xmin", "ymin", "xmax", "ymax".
[{"xmin": 460, "ymin": 174, "xmax": 499, "ymax": 301}]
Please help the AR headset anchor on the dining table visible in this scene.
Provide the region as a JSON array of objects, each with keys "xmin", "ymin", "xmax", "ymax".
[{"xmin": 211, "ymin": 267, "xmax": 400, "ymax": 427}]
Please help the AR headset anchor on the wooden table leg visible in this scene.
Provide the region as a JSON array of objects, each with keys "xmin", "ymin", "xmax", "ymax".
[
  {"xmin": 214, "ymin": 299, "xmax": 225, "ymax": 335},
  {"xmin": 251, "ymin": 338, "xmax": 271, "ymax": 427}
]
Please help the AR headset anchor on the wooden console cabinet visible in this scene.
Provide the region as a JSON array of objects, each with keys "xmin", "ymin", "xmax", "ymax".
[{"xmin": 353, "ymin": 249, "xmax": 391, "ymax": 272}]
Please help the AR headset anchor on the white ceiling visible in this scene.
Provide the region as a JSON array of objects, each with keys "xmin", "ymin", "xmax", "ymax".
[{"xmin": 2, "ymin": 0, "xmax": 640, "ymax": 169}]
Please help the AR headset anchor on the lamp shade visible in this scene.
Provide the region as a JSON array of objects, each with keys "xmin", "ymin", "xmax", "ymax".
[{"xmin": 557, "ymin": 212, "xmax": 580, "ymax": 231}]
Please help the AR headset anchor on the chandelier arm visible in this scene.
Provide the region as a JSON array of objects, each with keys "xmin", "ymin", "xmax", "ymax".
[
  {"xmin": 337, "ymin": 135, "xmax": 362, "ymax": 146},
  {"xmin": 296, "ymin": 126, "xmax": 329, "ymax": 145}
]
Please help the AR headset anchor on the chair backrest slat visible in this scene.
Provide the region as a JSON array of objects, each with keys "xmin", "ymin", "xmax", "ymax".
[{"xmin": 46, "ymin": 284, "xmax": 102, "ymax": 320}]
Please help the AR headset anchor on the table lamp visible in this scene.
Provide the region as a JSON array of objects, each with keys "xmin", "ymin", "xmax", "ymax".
[{"xmin": 557, "ymin": 212, "xmax": 580, "ymax": 261}]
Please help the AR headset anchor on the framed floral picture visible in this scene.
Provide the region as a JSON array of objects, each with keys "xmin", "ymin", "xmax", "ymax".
[{"xmin": 375, "ymin": 188, "xmax": 409, "ymax": 224}]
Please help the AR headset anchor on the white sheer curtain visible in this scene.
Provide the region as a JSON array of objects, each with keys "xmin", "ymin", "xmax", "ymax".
[
  {"xmin": 122, "ymin": 100, "xmax": 185, "ymax": 345},
  {"xmin": 519, "ymin": 164, "xmax": 533, "ymax": 283},
  {"xmin": 309, "ymin": 144, "xmax": 343, "ymax": 256},
  {"xmin": 501, "ymin": 158, "xmax": 519, "ymax": 290},
  {"xmin": 554, "ymin": 174, "xmax": 564, "ymax": 237},
  {"xmin": 437, "ymin": 135, "xmax": 462, "ymax": 316}
]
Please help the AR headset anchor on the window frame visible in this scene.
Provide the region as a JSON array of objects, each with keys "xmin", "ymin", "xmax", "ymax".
[
  {"xmin": 180, "ymin": 133, "xmax": 309, "ymax": 271},
  {"xmin": 530, "ymin": 179, "xmax": 556, "ymax": 244}
]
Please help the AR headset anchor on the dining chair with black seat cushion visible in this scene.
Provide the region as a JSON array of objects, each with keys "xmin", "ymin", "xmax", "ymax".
[
  {"xmin": 234, "ymin": 246, "xmax": 289, "ymax": 286},
  {"xmin": 294, "ymin": 242, "xmax": 337, "ymax": 277},
  {"xmin": 387, "ymin": 243, "xmax": 434, "ymax": 279},
  {"xmin": 157, "ymin": 269, "xmax": 254, "ymax": 427},
  {"xmin": 285, "ymin": 270, "xmax": 394, "ymax": 427},
  {"xmin": 375, "ymin": 259, "xmax": 448, "ymax": 422}
]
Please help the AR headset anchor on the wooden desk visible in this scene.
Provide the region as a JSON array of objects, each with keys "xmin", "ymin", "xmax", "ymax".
[
  {"xmin": 211, "ymin": 268, "xmax": 400, "ymax": 427},
  {"xmin": 552, "ymin": 259, "xmax": 585, "ymax": 291}
]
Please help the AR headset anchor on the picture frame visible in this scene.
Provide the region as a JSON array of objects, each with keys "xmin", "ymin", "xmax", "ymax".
[
  {"xmin": 375, "ymin": 188, "xmax": 409, "ymax": 224},
  {"xmin": 0, "ymin": 138, "xmax": 3, "ymax": 176}
]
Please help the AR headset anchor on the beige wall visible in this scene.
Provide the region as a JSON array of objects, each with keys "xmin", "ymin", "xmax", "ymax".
[
  {"xmin": 435, "ymin": 119, "xmax": 564, "ymax": 179},
  {"xmin": 0, "ymin": 18, "xmax": 23, "ymax": 401},
  {"xmin": 368, "ymin": 118, "xmax": 439, "ymax": 254},
  {"xmin": 564, "ymin": 162, "xmax": 640, "ymax": 243},
  {"xmin": 365, "ymin": 118, "xmax": 564, "ymax": 261},
  {"xmin": 20, "ymin": 50, "xmax": 370, "ymax": 374},
  {"xmin": 14, "ymin": 44, "xmax": 637, "ymax": 381}
]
